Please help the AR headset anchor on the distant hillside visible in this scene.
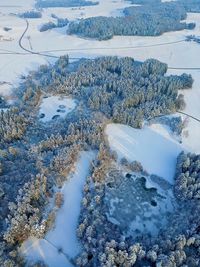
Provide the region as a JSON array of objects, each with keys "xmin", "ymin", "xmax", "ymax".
[
  {"xmin": 130, "ymin": 0, "xmax": 200, "ymax": 12},
  {"xmin": 36, "ymin": 0, "xmax": 98, "ymax": 8}
]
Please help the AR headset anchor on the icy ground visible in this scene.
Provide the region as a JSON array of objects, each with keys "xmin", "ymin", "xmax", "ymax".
[
  {"xmin": 38, "ymin": 96, "xmax": 76, "ymax": 122},
  {"xmin": 105, "ymin": 172, "xmax": 174, "ymax": 237},
  {"xmin": 20, "ymin": 151, "xmax": 95, "ymax": 267}
]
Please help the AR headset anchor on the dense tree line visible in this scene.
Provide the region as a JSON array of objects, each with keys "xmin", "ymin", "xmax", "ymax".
[
  {"xmin": 178, "ymin": 0, "xmax": 200, "ymax": 13},
  {"xmin": 43, "ymin": 56, "xmax": 192, "ymax": 128},
  {"xmin": 24, "ymin": 56, "xmax": 193, "ymax": 129},
  {"xmin": 4, "ymin": 174, "xmax": 48, "ymax": 245},
  {"xmin": 25, "ymin": 54, "xmax": 70, "ymax": 88},
  {"xmin": 0, "ymin": 109, "xmax": 28, "ymax": 143},
  {"xmin": 19, "ymin": 11, "xmax": 42, "ymax": 19},
  {"xmin": 36, "ymin": 0, "xmax": 98, "ymax": 8},
  {"xmin": 68, "ymin": 1, "xmax": 195, "ymax": 40},
  {"xmin": 39, "ymin": 17, "xmax": 69, "ymax": 32},
  {"xmin": 130, "ymin": 0, "xmax": 200, "ymax": 13},
  {"xmin": 175, "ymin": 152, "xmax": 200, "ymax": 200},
  {"xmin": 0, "ymin": 96, "xmax": 8, "ymax": 108},
  {"xmin": 130, "ymin": 0, "xmax": 160, "ymax": 4}
]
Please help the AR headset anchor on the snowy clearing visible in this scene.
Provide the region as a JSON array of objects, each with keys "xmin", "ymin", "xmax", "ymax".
[
  {"xmin": 105, "ymin": 123, "xmax": 183, "ymax": 184},
  {"xmin": 20, "ymin": 151, "xmax": 95, "ymax": 267},
  {"xmin": 148, "ymin": 123, "xmax": 179, "ymax": 143},
  {"xmin": 38, "ymin": 95, "xmax": 76, "ymax": 122}
]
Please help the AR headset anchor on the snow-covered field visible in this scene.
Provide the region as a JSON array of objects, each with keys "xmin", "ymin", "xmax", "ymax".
[
  {"xmin": 106, "ymin": 123, "xmax": 183, "ymax": 184},
  {"xmin": 39, "ymin": 96, "xmax": 76, "ymax": 122},
  {"xmin": 0, "ymin": 0, "xmax": 132, "ymax": 98},
  {"xmin": 20, "ymin": 151, "xmax": 95, "ymax": 267}
]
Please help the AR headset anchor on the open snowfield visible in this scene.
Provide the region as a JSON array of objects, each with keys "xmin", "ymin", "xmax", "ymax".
[
  {"xmin": 106, "ymin": 123, "xmax": 183, "ymax": 184},
  {"xmin": 39, "ymin": 96, "xmax": 76, "ymax": 122},
  {"xmin": 20, "ymin": 151, "xmax": 95, "ymax": 267}
]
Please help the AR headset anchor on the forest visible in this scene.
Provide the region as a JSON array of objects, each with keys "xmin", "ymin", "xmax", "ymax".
[
  {"xmin": 186, "ymin": 35, "xmax": 200, "ymax": 44},
  {"xmin": 76, "ymin": 148, "xmax": 200, "ymax": 267},
  {"xmin": 19, "ymin": 11, "xmax": 42, "ymax": 19},
  {"xmin": 39, "ymin": 17, "xmax": 69, "ymax": 32},
  {"xmin": 31, "ymin": 56, "xmax": 192, "ymax": 128},
  {"xmin": 130, "ymin": 0, "xmax": 200, "ymax": 12},
  {"xmin": 36, "ymin": 0, "xmax": 98, "ymax": 8},
  {"xmin": 68, "ymin": 1, "xmax": 196, "ymax": 40},
  {"xmin": 179, "ymin": 0, "xmax": 200, "ymax": 13},
  {"xmin": 0, "ymin": 55, "xmax": 199, "ymax": 267}
]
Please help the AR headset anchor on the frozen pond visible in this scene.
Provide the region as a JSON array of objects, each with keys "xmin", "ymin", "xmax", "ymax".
[
  {"xmin": 105, "ymin": 171, "xmax": 174, "ymax": 237},
  {"xmin": 39, "ymin": 95, "xmax": 76, "ymax": 122}
]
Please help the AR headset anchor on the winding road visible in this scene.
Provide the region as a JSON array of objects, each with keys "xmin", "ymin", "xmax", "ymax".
[
  {"xmin": 147, "ymin": 111, "xmax": 200, "ymax": 124},
  {"xmin": 177, "ymin": 111, "xmax": 200, "ymax": 123},
  {"xmin": 18, "ymin": 19, "xmax": 60, "ymax": 59}
]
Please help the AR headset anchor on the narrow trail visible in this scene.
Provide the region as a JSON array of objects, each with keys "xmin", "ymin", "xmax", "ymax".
[
  {"xmin": 177, "ymin": 111, "xmax": 200, "ymax": 123},
  {"xmin": 43, "ymin": 238, "xmax": 77, "ymax": 267},
  {"xmin": 147, "ymin": 111, "xmax": 200, "ymax": 124},
  {"xmin": 18, "ymin": 19, "xmax": 60, "ymax": 59},
  {"xmin": 39, "ymin": 39, "xmax": 186, "ymax": 52}
]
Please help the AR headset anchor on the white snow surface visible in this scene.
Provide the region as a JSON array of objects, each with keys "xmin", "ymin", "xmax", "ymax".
[
  {"xmin": 39, "ymin": 95, "xmax": 76, "ymax": 122},
  {"xmin": 20, "ymin": 151, "xmax": 95, "ymax": 267},
  {"xmin": 105, "ymin": 123, "xmax": 183, "ymax": 183}
]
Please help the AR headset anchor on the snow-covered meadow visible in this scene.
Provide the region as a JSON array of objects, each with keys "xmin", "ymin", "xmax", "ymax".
[
  {"xmin": 106, "ymin": 123, "xmax": 183, "ymax": 184},
  {"xmin": 39, "ymin": 96, "xmax": 76, "ymax": 122},
  {"xmin": 20, "ymin": 151, "xmax": 95, "ymax": 267}
]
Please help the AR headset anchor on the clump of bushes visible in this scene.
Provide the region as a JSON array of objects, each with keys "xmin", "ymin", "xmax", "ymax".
[
  {"xmin": 39, "ymin": 18, "xmax": 68, "ymax": 32},
  {"xmin": 19, "ymin": 11, "xmax": 42, "ymax": 19}
]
